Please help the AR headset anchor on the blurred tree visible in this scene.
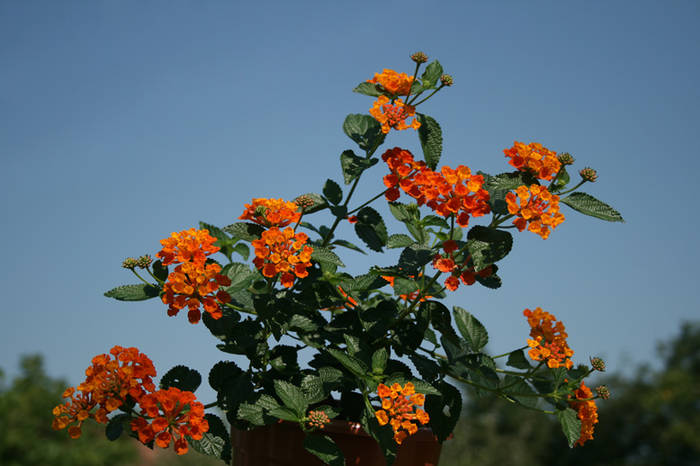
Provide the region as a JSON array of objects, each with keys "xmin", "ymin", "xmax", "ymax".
[{"xmin": 440, "ymin": 322, "xmax": 700, "ymax": 466}]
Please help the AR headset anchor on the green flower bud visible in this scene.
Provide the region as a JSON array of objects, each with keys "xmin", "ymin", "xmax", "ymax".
[
  {"xmin": 557, "ymin": 152, "xmax": 575, "ymax": 165},
  {"xmin": 596, "ymin": 385, "xmax": 611, "ymax": 400},
  {"xmin": 411, "ymin": 52, "xmax": 428, "ymax": 64},
  {"xmin": 440, "ymin": 74, "xmax": 454, "ymax": 86},
  {"xmin": 590, "ymin": 356, "xmax": 606, "ymax": 372},
  {"xmin": 121, "ymin": 257, "xmax": 138, "ymax": 270},
  {"xmin": 579, "ymin": 167, "xmax": 598, "ymax": 182}
]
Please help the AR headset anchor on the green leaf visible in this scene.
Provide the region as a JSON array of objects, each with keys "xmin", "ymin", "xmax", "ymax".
[
  {"xmin": 416, "ymin": 114, "xmax": 442, "ymax": 170},
  {"xmin": 422, "ymin": 215, "xmax": 450, "ymax": 229},
  {"xmin": 342, "ymin": 113, "xmax": 385, "ymax": 155},
  {"xmin": 421, "ymin": 60, "xmax": 444, "ymax": 89},
  {"xmin": 159, "ymin": 365, "xmax": 202, "ymax": 392},
  {"xmin": 482, "ymin": 171, "xmax": 538, "ymax": 191},
  {"xmin": 332, "ymin": 239, "xmax": 366, "ymax": 254},
  {"xmin": 353, "ymin": 81, "xmax": 385, "ymax": 97},
  {"xmin": 301, "ymin": 375, "xmax": 326, "ymax": 404},
  {"xmin": 310, "ymin": 247, "xmax": 345, "ymax": 267},
  {"xmin": 425, "ymin": 381, "xmax": 462, "ymax": 442},
  {"xmin": 152, "ymin": 260, "xmax": 168, "ymax": 282},
  {"xmin": 392, "ymin": 277, "xmax": 419, "ymax": 297},
  {"xmin": 295, "ymin": 193, "xmax": 329, "ymax": 214},
  {"xmin": 273, "ymin": 380, "xmax": 308, "ymax": 418},
  {"xmin": 319, "ymin": 366, "xmax": 344, "ymax": 385},
  {"xmin": 187, "ymin": 414, "xmax": 231, "ymax": 463},
  {"xmin": 561, "ymin": 192, "xmax": 625, "ymax": 222},
  {"xmin": 304, "ymin": 435, "xmax": 345, "ymax": 466},
  {"xmin": 388, "ymin": 201, "xmax": 420, "ymax": 223},
  {"xmin": 222, "ymin": 222, "xmax": 265, "ymax": 241},
  {"xmin": 453, "ymin": 306, "xmax": 489, "ymax": 351},
  {"xmin": 474, "ymin": 269, "xmax": 502, "ymax": 289},
  {"xmin": 223, "ymin": 263, "xmax": 257, "ymax": 293},
  {"xmin": 387, "ymin": 234, "xmax": 414, "ymax": 249},
  {"xmin": 105, "ymin": 413, "xmax": 127, "ymax": 441},
  {"xmin": 232, "ymin": 243, "xmax": 250, "ymax": 261},
  {"xmin": 269, "ymin": 406, "xmax": 300, "ymax": 422},
  {"xmin": 506, "ymin": 349, "xmax": 532, "ymax": 370},
  {"xmin": 323, "ymin": 179, "xmax": 343, "ymax": 205},
  {"xmin": 340, "ymin": 149, "xmax": 379, "ymax": 184},
  {"xmin": 409, "ymin": 354, "xmax": 441, "ymax": 382},
  {"xmin": 354, "ymin": 206, "xmax": 388, "ymax": 252},
  {"xmin": 104, "ymin": 284, "xmax": 160, "ymax": 301},
  {"xmin": 327, "ymin": 348, "xmax": 368, "ymax": 378},
  {"xmin": 397, "ymin": 245, "xmax": 434, "ymax": 275},
  {"xmin": 466, "ymin": 226, "xmax": 513, "ymax": 270},
  {"xmin": 557, "ymin": 408, "xmax": 583, "ymax": 448},
  {"xmin": 371, "ymin": 348, "xmax": 388, "ymax": 374},
  {"xmin": 552, "ymin": 167, "xmax": 570, "ymax": 190},
  {"xmin": 503, "ymin": 375, "xmax": 539, "ymax": 409},
  {"xmin": 289, "ymin": 314, "xmax": 319, "ymax": 332}
]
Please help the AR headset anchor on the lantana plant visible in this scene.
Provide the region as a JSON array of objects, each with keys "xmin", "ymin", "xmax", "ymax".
[{"xmin": 54, "ymin": 53, "xmax": 623, "ymax": 465}]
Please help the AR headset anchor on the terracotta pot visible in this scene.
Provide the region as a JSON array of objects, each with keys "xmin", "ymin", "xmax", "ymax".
[{"xmin": 231, "ymin": 420, "xmax": 442, "ymax": 466}]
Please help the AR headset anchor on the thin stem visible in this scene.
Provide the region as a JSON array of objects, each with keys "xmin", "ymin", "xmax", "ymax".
[
  {"xmin": 555, "ymin": 180, "xmax": 586, "ymax": 196},
  {"xmin": 321, "ymin": 175, "xmax": 363, "ymax": 247},
  {"xmin": 409, "ymin": 84, "xmax": 445, "ymax": 106},
  {"xmin": 145, "ymin": 268, "xmax": 164, "ymax": 285},
  {"xmin": 347, "ymin": 188, "xmax": 390, "ymax": 216},
  {"xmin": 130, "ymin": 270, "xmax": 153, "ymax": 286},
  {"xmin": 493, "ymin": 346, "xmax": 529, "ymax": 359}
]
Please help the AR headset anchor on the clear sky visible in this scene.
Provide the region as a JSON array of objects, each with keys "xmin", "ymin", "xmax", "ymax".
[{"xmin": 2, "ymin": 0, "xmax": 699, "ymax": 403}]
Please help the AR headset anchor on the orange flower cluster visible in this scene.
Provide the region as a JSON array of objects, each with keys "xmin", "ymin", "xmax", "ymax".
[
  {"xmin": 504, "ymin": 141, "xmax": 561, "ymax": 181},
  {"xmin": 382, "ymin": 147, "xmax": 491, "ymax": 227},
  {"xmin": 157, "ymin": 229, "xmax": 231, "ymax": 324},
  {"xmin": 239, "ymin": 198, "xmax": 302, "ymax": 228},
  {"xmin": 367, "ymin": 69, "xmax": 415, "ymax": 96},
  {"xmin": 430, "ymin": 240, "xmax": 494, "ymax": 292},
  {"xmin": 52, "ymin": 346, "xmax": 157, "ymax": 439},
  {"xmin": 131, "ymin": 387, "xmax": 209, "ymax": 455},
  {"xmin": 506, "ymin": 185, "xmax": 565, "ymax": 239},
  {"xmin": 375, "ymin": 382, "xmax": 430, "ymax": 444},
  {"xmin": 381, "ymin": 275, "xmax": 432, "ymax": 302},
  {"xmin": 523, "ymin": 308, "xmax": 574, "ymax": 369},
  {"xmin": 306, "ymin": 410, "xmax": 331, "ymax": 430},
  {"xmin": 569, "ymin": 381, "xmax": 599, "ymax": 446},
  {"xmin": 370, "ymin": 96, "xmax": 420, "ymax": 134},
  {"xmin": 252, "ymin": 227, "xmax": 313, "ymax": 288}
]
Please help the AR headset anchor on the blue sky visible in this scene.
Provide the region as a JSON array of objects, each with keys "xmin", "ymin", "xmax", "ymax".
[{"xmin": 2, "ymin": 0, "xmax": 699, "ymax": 403}]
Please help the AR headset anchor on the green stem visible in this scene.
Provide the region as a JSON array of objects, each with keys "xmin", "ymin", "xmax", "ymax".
[
  {"xmin": 409, "ymin": 84, "xmax": 445, "ymax": 106},
  {"xmin": 555, "ymin": 180, "xmax": 586, "ymax": 196},
  {"xmin": 130, "ymin": 270, "xmax": 153, "ymax": 286},
  {"xmin": 321, "ymin": 175, "xmax": 363, "ymax": 247},
  {"xmin": 347, "ymin": 188, "xmax": 390, "ymax": 216},
  {"xmin": 223, "ymin": 301, "xmax": 256, "ymax": 314},
  {"xmin": 144, "ymin": 268, "xmax": 164, "ymax": 285},
  {"xmin": 203, "ymin": 401, "xmax": 219, "ymax": 409},
  {"xmin": 493, "ymin": 345, "xmax": 529, "ymax": 359}
]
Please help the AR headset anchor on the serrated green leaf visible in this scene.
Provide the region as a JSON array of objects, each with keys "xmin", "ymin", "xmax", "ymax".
[
  {"xmin": 340, "ymin": 149, "xmax": 379, "ymax": 184},
  {"xmin": 453, "ymin": 306, "xmax": 488, "ymax": 351},
  {"xmin": 323, "ymin": 179, "xmax": 343, "ymax": 205},
  {"xmin": 310, "ymin": 247, "xmax": 345, "ymax": 266},
  {"xmin": 342, "ymin": 113, "xmax": 385, "ymax": 155},
  {"xmin": 301, "ymin": 375, "xmax": 326, "ymax": 404},
  {"xmin": 506, "ymin": 349, "xmax": 532, "ymax": 370},
  {"xmin": 466, "ymin": 226, "xmax": 513, "ymax": 270},
  {"xmin": 397, "ymin": 245, "xmax": 434, "ymax": 275},
  {"xmin": 289, "ymin": 314, "xmax": 319, "ymax": 332},
  {"xmin": 232, "ymin": 243, "xmax": 250, "ymax": 261},
  {"xmin": 482, "ymin": 171, "xmax": 539, "ymax": 191},
  {"xmin": 354, "ymin": 207, "xmax": 388, "ymax": 252},
  {"xmin": 104, "ymin": 284, "xmax": 160, "ymax": 301},
  {"xmin": 503, "ymin": 375, "xmax": 539, "ymax": 408},
  {"xmin": 223, "ymin": 262, "xmax": 257, "ymax": 293},
  {"xmin": 409, "ymin": 354, "xmax": 441, "ymax": 382},
  {"xmin": 319, "ymin": 366, "xmax": 344, "ymax": 384},
  {"xmin": 392, "ymin": 277, "xmax": 419, "ymax": 296},
  {"xmin": 269, "ymin": 406, "xmax": 300, "ymax": 422},
  {"xmin": 208, "ymin": 361, "xmax": 243, "ymax": 392},
  {"xmin": 387, "ymin": 234, "xmax": 414, "ymax": 249},
  {"xmin": 416, "ymin": 114, "xmax": 442, "ymax": 169},
  {"xmin": 160, "ymin": 365, "xmax": 201, "ymax": 392},
  {"xmin": 421, "ymin": 60, "xmax": 444, "ymax": 89},
  {"xmin": 273, "ymin": 380, "xmax": 308, "ymax": 417},
  {"xmin": 561, "ymin": 192, "xmax": 624, "ymax": 222},
  {"xmin": 222, "ymin": 222, "xmax": 265, "ymax": 241},
  {"xmin": 371, "ymin": 348, "xmax": 388, "ymax": 374},
  {"xmin": 327, "ymin": 348, "xmax": 368, "ymax": 378},
  {"xmin": 424, "ymin": 381, "xmax": 461, "ymax": 442},
  {"xmin": 352, "ymin": 81, "xmax": 385, "ymax": 97},
  {"xmin": 474, "ymin": 269, "xmax": 502, "ymax": 289},
  {"xmin": 304, "ymin": 435, "xmax": 345, "ymax": 466},
  {"xmin": 557, "ymin": 408, "xmax": 583, "ymax": 448},
  {"xmin": 422, "ymin": 215, "xmax": 450, "ymax": 229},
  {"xmin": 187, "ymin": 413, "xmax": 231, "ymax": 463},
  {"xmin": 237, "ymin": 402, "xmax": 266, "ymax": 426}
]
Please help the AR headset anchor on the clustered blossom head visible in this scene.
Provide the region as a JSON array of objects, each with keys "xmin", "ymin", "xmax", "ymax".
[
  {"xmin": 431, "ymin": 240, "xmax": 494, "ymax": 292},
  {"xmin": 504, "ymin": 142, "xmax": 562, "ymax": 181},
  {"xmin": 569, "ymin": 381, "xmax": 599, "ymax": 446},
  {"xmin": 506, "ymin": 184, "xmax": 565, "ymax": 239},
  {"xmin": 131, "ymin": 387, "xmax": 209, "ymax": 455},
  {"xmin": 239, "ymin": 198, "xmax": 302, "ymax": 228},
  {"xmin": 375, "ymin": 382, "xmax": 430, "ymax": 445},
  {"xmin": 157, "ymin": 229, "xmax": 231, "ymax": 324},
  {"xmin": 367, "ymin": 69, "xmax": 415, "ymax": 96},
  {"xmin": 306, "ymin": 410, "xmax": 331, "ymax": 430},
  {"xmin": 523, "ymin": 308, "xmax": 574, "ymax": 369},
  {"xmin": 382, "ymin": 147, "xmax": 491, "ymax": 227},
  {"xmin": 53, "ymin": 346, "xmax": 157, "ymax": 439},
  {"xmin": 370, "ymin": 96, "xmax": 420, "ymax": 134},
  {"xmin": 251, "ymin": 227, "xmax": 313, "ymax": 288}
]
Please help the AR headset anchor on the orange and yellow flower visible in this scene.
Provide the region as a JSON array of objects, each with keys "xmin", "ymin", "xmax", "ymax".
[
  {"xmin": 375, "ymin": 382, "xmax": 430, "ymax": 444},
  {"xmin": 156, "ymin": 228, "xmax": 220, "ymax": 267},
  {"xmin": 251, "ymin": 227, "xmax": 313, "ymax": 288},
  {"xmin": 504, "ymin": 142, "xmax": 561, "ymax": 181},
  {"xmin": 53, "ymin": 346, "xmax": 157, "ymax": 438},
  {"xmin": 523, "ymin": 308, "xmax": 574, "ymax": 369},
  {"xmin": 370, "ymin": 96, "xmax": 420, "ymax": 134},
  {"xmin": 506, "ymin": 185, "xmax": 565, "ymax": 239},
  {"xmin": 161, "ymin": 261, "xmax": 231, "ymax": 324},
  {"xmin": 239, "ymin": 198, "xmax": 302, "ymax": 228},
  {"xmin": 569, "ymin": 381, "xmax": 599, "ymax": 446},
  {"xmin": 367, "ymin": 69, "xmax": 415, "ymax": 96},
  {"xmin": 131, "ymin": 387, "xmax": 209, "ymax": 455}
]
